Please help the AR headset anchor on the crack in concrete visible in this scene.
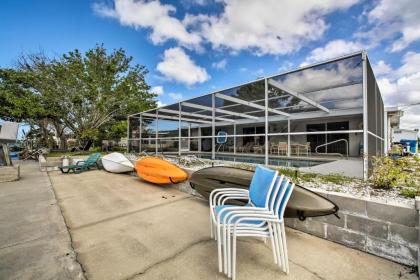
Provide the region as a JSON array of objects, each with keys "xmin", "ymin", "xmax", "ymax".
[
  {"xmin": 244, "ymin": 239, "xmax": 328, "ymax": 280},
  {"xmin": 71, "ymin": 196, "xmax": 192, "ymax": 231},
  {"xmin": 124, "ymin": 237, "xmax": 327, "ymax": 280},
  {"xmin": 289, "ymin": 260, "xmax": 327, "ymax": 280},
  {"xmin": 47, "ymin": 172, "xmax": 87, "ymax": 280},
  {"xmin": 124, "ymin": 238, "xmax": 213, "ymax": 280},
  {"xmin": 0, "ymin": 229, "xmax": 69, "ymax": 251}
]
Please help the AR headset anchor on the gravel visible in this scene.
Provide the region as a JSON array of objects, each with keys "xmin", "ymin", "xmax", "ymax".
[
  {"xmin": 126, "ymin": 153, "xmax": 415, "ymax": 207},
  {"xmin": 302, "ymin": 178, "xmax": 414, "ymax": 207}
]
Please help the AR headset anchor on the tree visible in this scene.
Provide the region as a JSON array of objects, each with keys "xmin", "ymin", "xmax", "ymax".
[
  {"xmin": 0, "ymin": 45, "xmax": 157, "ymax": 149},
  {"xmin": 50, "ymin": 45, "xmax": 156, "ymax": 142},
  {"xmin": 0, "ymin": 67, "xmax": 56, "ymax": 148},
  {"xmin": 16, "ymin": 52, "xmax": 71, "ymax": 149}
]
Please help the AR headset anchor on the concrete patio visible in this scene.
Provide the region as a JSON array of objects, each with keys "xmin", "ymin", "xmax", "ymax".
[
  {"xmin": 0, "ymin": 161, "xmax": 84, "ymax": 279},
  {"xmin": 46, "ymin": 167, "xmax": 415, "ymax": 280}
]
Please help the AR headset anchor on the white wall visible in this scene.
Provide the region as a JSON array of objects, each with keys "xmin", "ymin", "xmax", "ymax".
[{"xmin": 392, "ymin": 129, "xmax": 418, "ymax": 142}]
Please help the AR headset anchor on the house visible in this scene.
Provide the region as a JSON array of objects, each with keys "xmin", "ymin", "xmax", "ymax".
[
  {"xmin": 128, "ymin": 51, "xmax": 385, "ymax": 180},
  {"xmin": 385, "ymin": 107, "xmax": 419, "ymax": 154}
]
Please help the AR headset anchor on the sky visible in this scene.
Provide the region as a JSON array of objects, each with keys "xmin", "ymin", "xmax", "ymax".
[{"xmin": 1, "ymin": 0, "xmax": 420, "ymax": 132}]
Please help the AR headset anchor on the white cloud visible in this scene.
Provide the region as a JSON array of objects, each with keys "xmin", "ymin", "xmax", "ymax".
[
  {"xmin": 372, "ymin": 60, "xmax": 392, "ymax": 77},
  {"xmin": 95, "ymin": 0, "xmax": 359, "ymax": 56},
  {"xmin": 156, "ymin": 100, "xmax": 166, "ymax": 107},
  {"xmin": 156, "ymin": 47, "xmax": 210, "ymax": 86},
  {"xmin": 396, "ymin": 52, "xmax": 420, "ymax": 76},
  {"xmin": 211, "ymin": 59, "xmax": 227, "ymax": 70},
  {"xmin": 191, "ymin": 0, "xmax": 359, "ymax": 56},
  {"xmin": 301, "ymin": 40, "xmax": 363, "ymax": 66},
  {"xmin": 92, "ymin": 0, "xmax": 202, "ymax": 50},
  {"xmin": 92, "ymin": 2, "xmax": 116, "ymax": 17},
  {"xmin": 380, "ymin": 72, "xmax": 420, "ymax": 105},
  {"xmin": 400, "ymin": 106, "xmax": 420, "ymax": 131},
  {"xmin": 151, "ymin": 85, "xmax": 164, "ymax": 96},
  {"xmin": 359, "ymin": 0, "xmax": 420, "ymax": 52},
  {"xmin": 377, "ymin": 78, "xmax": 397, "ymax": 98},
  {"xmin": 168, "ymin": 92, "xmax": 183, "ymax": 101},
  {"xmin": 377, "ymin": 52, "xmax": 420, "ymax": 106}
]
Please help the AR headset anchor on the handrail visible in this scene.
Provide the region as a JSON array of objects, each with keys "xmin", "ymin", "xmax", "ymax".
[{"xmin": 315, "ymin": 138, "xmax": 349, "ymax": 159}]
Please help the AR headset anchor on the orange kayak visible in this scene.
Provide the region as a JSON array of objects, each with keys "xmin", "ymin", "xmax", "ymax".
[{"xmin": 135, "ymin": 157, "xmax": 188, "ymax": 184}]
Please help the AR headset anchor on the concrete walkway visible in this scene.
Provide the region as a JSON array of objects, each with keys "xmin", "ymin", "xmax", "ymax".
[
  {"xmin": 0, "ymin": 161, "xmax": 84, "ymax": 279},
  {"xmin": 48, "ymin": 169, "xmax": 416, "ymax": 280},
  {"xmin": 300, "ymin": 158, "xmax": 363, "ymax": 179}
]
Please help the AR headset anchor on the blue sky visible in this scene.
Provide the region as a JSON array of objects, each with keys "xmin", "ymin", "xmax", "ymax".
[{"xmin": 1, "ymin": 0, "xmax": 420, "ymax": 131}]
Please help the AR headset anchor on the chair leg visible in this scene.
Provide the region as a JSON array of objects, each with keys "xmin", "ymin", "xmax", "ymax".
[
  {"xmin": 210, "ymin": 211, "xmax": 214, "ymax": 239},
  {"xmin": 232, "ymin": 233, "xmax": 237, "ymax": 280},
  {"xmin": 277, "ymin": 223, "xmax": 286, "ymax": 270},
  {"xmin": 268, "ymin": 224, "xmax": 278, "ymax": 265},
  {"xmin": 279, "ymin": 222, "xmax": 289, "ymax": 274},
  {"xmin": 217, "ymin": 224, "xmax": 223, "ymax": 273},
  {"xmin": 273, "ymin": 223, "xmax": 283, "ymax": 268},
  {"xmin": 227, "ymin": 231, "xmax": 232, "ymax": 277},
  {"xmin": 214, "ymin": 223, "xmax": 217, "ymax": 241},
  {"xmin": 227, "ymin": 226, "xmax": 232, "ymax": 276},
  {"xmin": 223, "ymin": 226, "xmax": 227, "ymax": 274}
]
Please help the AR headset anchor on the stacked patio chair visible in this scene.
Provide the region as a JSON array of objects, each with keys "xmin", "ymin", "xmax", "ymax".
[{"xmin": 209, "ymin": 165, "xmax": 295, "ymax": 279}]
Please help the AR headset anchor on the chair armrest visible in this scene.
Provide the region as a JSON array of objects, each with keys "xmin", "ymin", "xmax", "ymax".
[
  {"xmin": 225, "ymin": 210, "xmax": 276, "ymax": 225},
  {"xmin": 210, "ymin": 188, "xmax": 249, "ymax": 207},
  {"xmin": 220, "ymin": 195, "xmax": 249, "ymax": 205},
  {"xmin": 75, "ymin": 160, "xmax": 86, "ymax": 166},
  {"xmin": 216, "ymin": 206, "xmax": 271, "ymax": 225},
  {"xmin": 217, "ymin": 192, "xmax": 249, "ymax": 206},
  {"xmin": 212, "ymin": 191, "xmax": 249, "ymax": 207},
  {"xmin": 231, "ymin": 214, "xmax": 279, "ymax": 233}
]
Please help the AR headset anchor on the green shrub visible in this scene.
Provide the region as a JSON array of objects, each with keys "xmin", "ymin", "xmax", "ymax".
[
  {"xmin": 89, "ymin": 146, "xmax": 102, "ymax": 153},
  {"xmin": 389, "ymin": 144, "xmax": 403, "ymax": 155},
  {"xmin": 369, "ymin": 156, "xmax": 405, "ymax": 189},
  {"xmin": 320, "ymin": 173, "xmax": 353, "ymax": 185},
  {"xmin": 400, "ymin": 187, "xmax": 420, "ymax": 198}
]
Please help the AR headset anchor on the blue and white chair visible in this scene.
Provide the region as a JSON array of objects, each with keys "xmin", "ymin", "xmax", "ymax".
[
  {"xmin": 226, "ymin": 179, "xmax": 295, "ymax": 279},
  {"xmin": 209, "ymin": 165, "xmax": 279, "ymax": 273}
]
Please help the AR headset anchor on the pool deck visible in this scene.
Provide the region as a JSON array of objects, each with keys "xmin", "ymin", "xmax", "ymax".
[
  {"xmin": 43, "ymin": 166, "xmax": 415, "ymax": 279},
  {"xmin": 157, "ymin": 152, "xmax": 364, "ymax": 178},
  {"xmin": 299, "ymin": 158, "xmax": 363, "ymax": 179}
]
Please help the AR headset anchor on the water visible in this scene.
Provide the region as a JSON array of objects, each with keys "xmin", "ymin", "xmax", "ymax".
[{"xmin": 198, "ymin": 154, "xmax": 329, "ymax": 168}]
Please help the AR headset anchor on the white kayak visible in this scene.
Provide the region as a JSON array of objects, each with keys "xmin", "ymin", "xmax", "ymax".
[{"xmin": 101, "ymin": 152, "xmax": 134, "ymax": 173}]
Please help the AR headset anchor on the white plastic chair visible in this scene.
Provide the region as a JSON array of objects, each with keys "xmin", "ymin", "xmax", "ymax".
[
  {"xmin": 222, "ymin": 176, "xmax": 289, "ymax": 278},
  {"xmin": 226, "ymin": 179, "xmax": 295, "ymax": 279},
  {"xmin": 209, "ymin": 165, "xmax": 279, "ymax": 274}
]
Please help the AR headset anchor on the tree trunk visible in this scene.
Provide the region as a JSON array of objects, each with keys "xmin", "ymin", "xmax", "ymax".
[
  {"xmin": 52, "ymin": 121, "xmax": 67, "ymax": 150},
  {"xmin": 40, "ymin": 119, "xmax": 50, "ymax": 148}
]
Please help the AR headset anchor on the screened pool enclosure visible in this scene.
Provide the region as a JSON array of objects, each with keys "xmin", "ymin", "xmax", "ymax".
[{"xmin": 128, "ymin": 52, "xmax": 384, "ymax": 180}]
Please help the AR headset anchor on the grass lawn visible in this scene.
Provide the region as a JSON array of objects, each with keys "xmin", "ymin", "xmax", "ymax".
[{"xmin": 46, "ymin": 151, "xmax": 109, "ymax": 158}]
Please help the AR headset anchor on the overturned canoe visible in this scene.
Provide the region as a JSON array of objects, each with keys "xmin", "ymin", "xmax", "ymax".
[
  {"xmin": 101, "ymin": 152, "xmax": 134, "ymax": 173},
  {"xmin": 189, "ymin": 166, "xmax": 339, "ymax": 220},
  {"xmin": 135, "ymin": 157, "xmax": 188, "ymax": 184}
]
